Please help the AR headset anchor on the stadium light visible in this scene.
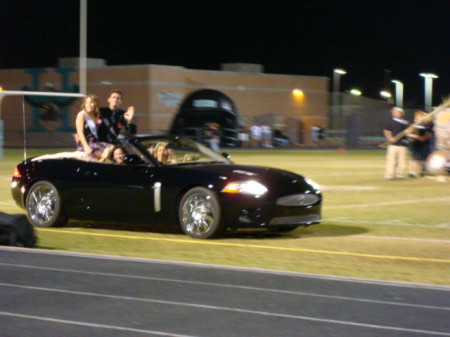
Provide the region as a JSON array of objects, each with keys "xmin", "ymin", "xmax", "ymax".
[
  {"xmin": 420, "ymin": 73, "xmax": 438, "ymax": 111},
  {"xmin": 380, "ymin": 90, "xmax": 392, "ymax": 98},
  {"xmin": 334, "ymin": 68, "xmax": 347, "ymax": 75},
  {"xmin": 391, "ymin": 79, "xmax": 404, "ymax": 107}
]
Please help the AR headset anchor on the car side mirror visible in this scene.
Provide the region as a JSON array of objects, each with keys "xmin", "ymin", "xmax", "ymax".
[{"xmin": 123, "ymin": 154, "xmax": 144, "ymax": 165}]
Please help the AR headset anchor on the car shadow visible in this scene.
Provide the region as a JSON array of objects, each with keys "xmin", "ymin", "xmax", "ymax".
[
  {"xmin": 223, "ymin": 224, "xmax": 368, "ymax": 240},
  {"xmin": 67, "ymin": 221, "xmax": 184, "ymax": 235},
  {"xmin": 62, "ymin": 222, "xmax": 367, "ymax": 240}
]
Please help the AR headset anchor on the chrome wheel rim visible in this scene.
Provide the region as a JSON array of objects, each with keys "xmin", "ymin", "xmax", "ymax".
[
  {"xmin": 28, "ymin": 185, "xmax": 57, "ymax": 226},
  {"xmin": 181, "ymin": 192, "xmax": 216, "ymax": 235}
]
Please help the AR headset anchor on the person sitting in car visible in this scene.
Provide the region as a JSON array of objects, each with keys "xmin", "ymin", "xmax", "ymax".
[
  {"xmin": 152, "ymin": 142, "xmax": 177, "ymax": 164},
  {"xmin": 75, "ymin": 94, "xmax": 110, "ymax": 159},
  {"xmin": 112, "ymin": 146, "xmax": 126, "ymax": 164},
  {"xmin": 99, "ymin": 144, "xmax": 126, "ymax": 164}
]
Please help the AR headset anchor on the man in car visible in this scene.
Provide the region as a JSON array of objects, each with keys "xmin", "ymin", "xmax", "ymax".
[{"xmin": 98, "ymin": 90, "xmax": 137, "ymax": 142}]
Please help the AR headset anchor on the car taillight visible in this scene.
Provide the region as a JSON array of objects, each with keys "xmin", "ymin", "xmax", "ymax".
[{"xmin": 12, "ymin": 167, "xmax": 21, "ymax": 179}]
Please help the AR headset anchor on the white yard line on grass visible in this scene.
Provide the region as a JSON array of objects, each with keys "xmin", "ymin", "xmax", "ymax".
[
  {"xmin": 322, "ymin": 185, "xmax": 377, "ymax": 191},
  {"xmin": 326, "ymin": 217, "xmax": 450, "ymax": 229},
  {"xmin": 326, "ymin": 197, "xmax": 450, "ymax": 210},
  {"xmin": 309, "ymin": 172, "xmax": 380, "ymax": 177},
  {"xmin": 350, "ymin": 235, "xmax": 450, "ymax": 243}
]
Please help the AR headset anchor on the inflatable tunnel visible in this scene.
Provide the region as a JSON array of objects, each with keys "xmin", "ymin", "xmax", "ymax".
[{"xmin": 169, "ymin": 89, "xmax": 240, "ymax": 147}]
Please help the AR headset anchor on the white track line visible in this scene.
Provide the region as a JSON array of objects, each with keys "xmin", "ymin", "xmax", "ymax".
[
  {"xmin": 0, "ymin": 311, "xmax": 198, "ymax": 337},
  {"xmin": 0, "ymin": 284, "xmax": 448, "ymax": 336},
  {"xmin": 0, "ymin": 265, "xmax": 448, "ymax": 311}
]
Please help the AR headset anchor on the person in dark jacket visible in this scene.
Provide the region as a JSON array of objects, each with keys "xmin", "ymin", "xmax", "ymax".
[
  {"xmin": 407, "ymin": 110, "xmax": 433, "ymax": 177},
  {"xmin": 98, "ymin": 90, "xmax": 137, "ymax": 142}
]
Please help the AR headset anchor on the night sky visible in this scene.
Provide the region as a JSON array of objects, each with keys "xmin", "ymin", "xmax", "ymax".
[{"xmin": 1, "ymin": 0, "xmax": 449, "ymax": 107}]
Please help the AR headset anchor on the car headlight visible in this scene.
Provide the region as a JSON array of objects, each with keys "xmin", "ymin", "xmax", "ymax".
[
  {"xmin": 222, "ymin": 180, "xmax": 268, "ymax": 196},
  {"xmin": 305, "ymin": 178, "xmax": 321, "ymax": 191}
]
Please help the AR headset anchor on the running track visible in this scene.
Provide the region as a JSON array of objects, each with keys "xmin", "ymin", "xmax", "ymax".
[{"xmin": 0, "ymin": 247, "xmax": 449, "ymax": 337}]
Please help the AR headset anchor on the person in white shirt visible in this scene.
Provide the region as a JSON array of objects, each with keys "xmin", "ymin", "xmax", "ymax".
[
  {"xmin": 383, "ymin": 107, "xmax": 410, "ymax": 180},
  {"xmin": 249, "ymin": 123, "xmax": 262, "ymax": 147},
  {"xmin": 261, "ymin": 123, "xmax": 273, "ymax": 148}
]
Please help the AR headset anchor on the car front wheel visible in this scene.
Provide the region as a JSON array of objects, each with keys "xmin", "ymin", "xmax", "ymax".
[
  {"xmin": 178, "ymin": 187, "xmax": 223, "ymax": 239},
  {"xmin": 26, "ymin": 181, "xmax": 67, "ymax": 227}
]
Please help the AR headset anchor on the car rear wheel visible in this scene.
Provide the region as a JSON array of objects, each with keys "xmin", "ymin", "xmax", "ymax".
[
  {"xmin": 178, "ymin": 187, "xmax": 223, "ymax": 239},
  {"xmin": 26, "ymin": 181, "xmax": 67, "ymax": 227}
]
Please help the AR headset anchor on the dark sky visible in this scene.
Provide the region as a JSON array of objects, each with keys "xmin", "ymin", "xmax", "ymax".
[{"xmin": 1, "ymin": 0, "xmax": 449, "ymax": 106}]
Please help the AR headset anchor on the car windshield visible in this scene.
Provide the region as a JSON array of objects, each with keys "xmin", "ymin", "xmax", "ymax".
[{"xmin": 138, "ymin": 137, "xmax": 230, "ymax": 165}]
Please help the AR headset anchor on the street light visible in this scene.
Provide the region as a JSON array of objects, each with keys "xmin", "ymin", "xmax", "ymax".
[
  {"xmin": 420, "ymin": 73, "xmax": 438, "ymax": 111},
  {"xmin": 332, "ymin": 68, "xmax": 346, "ymax": 129},
  {"xmin": 391, "ymin": 80, "xmax": 404, "ymax": 107}
]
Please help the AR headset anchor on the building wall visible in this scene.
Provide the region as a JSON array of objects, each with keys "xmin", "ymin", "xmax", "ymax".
[{"xmin": 0, "ymin": 63, "xmax": 329, "ymax": 147}]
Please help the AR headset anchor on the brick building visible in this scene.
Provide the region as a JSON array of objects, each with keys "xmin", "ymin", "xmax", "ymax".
[{"xmin": 0, "ymin": 59, "xmax": 331, "ymax": 147}]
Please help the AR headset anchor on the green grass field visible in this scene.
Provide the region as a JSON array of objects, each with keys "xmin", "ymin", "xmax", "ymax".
[{"xmin": 1, "ymin": 148, "xmax": 449, "ymax": 285}]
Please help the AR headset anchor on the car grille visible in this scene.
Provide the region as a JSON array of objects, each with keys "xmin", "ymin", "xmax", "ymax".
[
  {"xmin": 276, "ymin": 193, "xmax": 320, "ymax": 206},
  {"xmin": 270, "ymin": 214, "xmax": 321, "ymax": 226}
]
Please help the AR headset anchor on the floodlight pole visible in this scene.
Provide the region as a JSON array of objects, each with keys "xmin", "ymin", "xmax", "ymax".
[
  {"xmin": 0, "ymin": 93, "xmax": 4, "ymax": 159},
  {"xmin": 391, "ymin": 80, "xmax": 404, "ymax": 108},
  {"xmin": 420, "ymin": 73, "xmax": 438, "ymax": 112},
  {"xmin": 79, "ymin": 0, "xmax": 87, "ymax": 94},
  {"xmin": 332, "ymin": 68, "xmax": 346, "ymax": 129}
]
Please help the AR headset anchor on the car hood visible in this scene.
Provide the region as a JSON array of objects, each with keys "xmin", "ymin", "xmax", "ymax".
[{"xmin": 180, "ymin": 164, "xmax": 318, "ymax": 194}]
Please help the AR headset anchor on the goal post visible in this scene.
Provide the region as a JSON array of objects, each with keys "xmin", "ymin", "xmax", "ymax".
[{"xmin": 0, "ymin": 90, "xmax": 85, "ymax": 159}]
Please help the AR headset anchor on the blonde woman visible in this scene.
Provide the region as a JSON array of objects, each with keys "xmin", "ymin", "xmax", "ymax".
[
  {"xmin": 153, "ymin": 142, "xmax": 169, "ymax": 163},
  {"xmin": 75, "ymin": 94, "xmax": 109, "ymax": 159},
  {"xmin": 152, "ymin": 142, "xmax": 178, "ymax": 164}
]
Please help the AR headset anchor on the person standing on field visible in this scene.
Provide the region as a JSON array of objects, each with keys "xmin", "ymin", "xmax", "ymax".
[
  {"xmin": 249, "ymin": 122, "xmax": 262, "ymax": 147},
  {"xmin": 383, "ymin": 107, "xmax": 410, "ymax": 180},
  {"xmin": 406, "ymin": 110, "xmax": 433, "ymax": 177}
]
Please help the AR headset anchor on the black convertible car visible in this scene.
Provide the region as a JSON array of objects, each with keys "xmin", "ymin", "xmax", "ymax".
[{"xmin": 11, "ymin": 136, "xmax": 321, "ymax": 239}]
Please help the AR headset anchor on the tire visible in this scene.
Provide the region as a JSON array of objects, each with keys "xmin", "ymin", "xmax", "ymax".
[
  {"xmin": 178, "ymin": 187, "xmax": 223, "ymax": 239},
  {"xmin": 26, "ymin": 181, "xmax": 67, "ymax": 228}
]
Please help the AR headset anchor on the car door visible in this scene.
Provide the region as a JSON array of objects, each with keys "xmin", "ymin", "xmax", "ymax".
[{"xmin": 76, "ymin": 161, "xmax": 159, "ymax": 222}]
